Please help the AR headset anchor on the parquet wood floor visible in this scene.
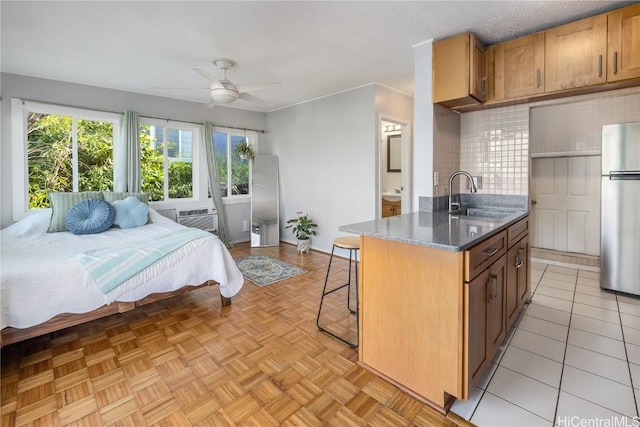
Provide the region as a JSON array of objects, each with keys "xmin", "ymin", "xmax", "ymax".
[{"xmin": 1, "ymin": 242, "xmax": 470, "ymax": 426}]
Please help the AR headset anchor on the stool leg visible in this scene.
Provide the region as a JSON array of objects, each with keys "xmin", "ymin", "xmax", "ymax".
[
  {"xmin": 316, "ymin": 244, "xmax": 336, "ymax": 330},
  {"xmin": 354, "ymin": 252, "xmax": 359, "ymax": 346},
  {"xmin": 316, "ymin": 244, "xmax": 358, "ymax": 349},
  {"xmin": 346, "ymin": 249, "xmax": 357, "ymax": 314}
]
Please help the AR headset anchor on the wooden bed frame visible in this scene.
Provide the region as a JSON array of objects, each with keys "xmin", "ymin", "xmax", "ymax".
[{"xmin": 0, "ymin": 280, "xmax": 231, "ymax": 348}]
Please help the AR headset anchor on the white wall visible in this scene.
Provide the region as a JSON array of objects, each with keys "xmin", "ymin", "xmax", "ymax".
[
  {"xmin": 530, "ymin": 87, "xmax": 640, "ymax": 155},
  {"xmin": 267, "ymin": 85, "xmax": 377, "ymax": 253},
  {"xmin": 413, "ymin": 40, "xmax": 435, "ymax": 205},
  {"xmin": 0, "ymin": 73, "xmax": 267, "ymax": 243}
]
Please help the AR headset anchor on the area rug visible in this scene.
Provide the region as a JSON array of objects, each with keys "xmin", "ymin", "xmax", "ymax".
[{"xmin": 235, "ymin": 254, "xmax": 308, "ymax": 286}]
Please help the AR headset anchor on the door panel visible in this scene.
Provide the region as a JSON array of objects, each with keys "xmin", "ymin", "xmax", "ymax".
[
  {"xmin": 567, "ymin": 210, "xmax": 588, "ymax": 254},
  {"xmin": 532, "ymin": 156, "xmax": 600, "ymax": 255},
  {"xmin": 536, "ymin": 210, "xmax": 557, "ymax": 249}
]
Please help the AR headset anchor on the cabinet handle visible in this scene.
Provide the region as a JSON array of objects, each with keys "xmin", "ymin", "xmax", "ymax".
[
  {"xmin": 598, "ymin": 55, "xmax": 603, "ymax": 77},
  {"xmin": 536, "ymin": 68, "xmax": 541, "ymax": 88},
  {"xmin": 515, "ymin": 250, "xmax": 524, "ymax": 269},
  {"xmin": 613, "ymin": 52, "xmax": 618, "ymax": 75},
  {"xmin": 489, "ymin": 274, "xmax": 498, "ymax": 299},
  {"xmin": 481, "ymin": 77, "xmax": 487, "ymax": 95},
  {"xmin": 482, "ymin": 247, "xmax": 499, "ymax": 257}
]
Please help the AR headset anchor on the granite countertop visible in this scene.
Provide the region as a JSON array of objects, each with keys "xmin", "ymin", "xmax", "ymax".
[{"xmin": 339, "ymin": 210, "xmax": 528, "ymax": 252}]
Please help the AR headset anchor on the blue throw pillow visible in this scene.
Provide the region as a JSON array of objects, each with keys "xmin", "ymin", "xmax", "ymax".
[
  {"xmin": 112, "ymin": 196, "xmax": 149, "ymax": 229},
  {"xmin": 66, "ymin": 199, "xmax": 116, "ymax": 235}
]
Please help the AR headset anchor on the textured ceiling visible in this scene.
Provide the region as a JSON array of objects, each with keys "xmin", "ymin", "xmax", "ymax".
[{"xmin": 1, "ymin": 1, "xmax": 635, "ymax": 112}]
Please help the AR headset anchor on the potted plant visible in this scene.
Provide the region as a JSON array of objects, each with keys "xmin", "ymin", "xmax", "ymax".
[
  {"xmin": 234, "ymin": 141, "xmax": 255, "ymax": 160},
  {"xmin": 285, "ymin": 212, "xmax": 318, "ymax": 253}
]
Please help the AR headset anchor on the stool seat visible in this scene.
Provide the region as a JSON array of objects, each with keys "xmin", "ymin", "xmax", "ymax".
[{"xmin": 333, "ymin": 236, "xmax": 360, "ymax": 250}]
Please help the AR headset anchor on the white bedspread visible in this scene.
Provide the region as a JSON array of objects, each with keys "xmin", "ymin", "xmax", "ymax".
[{"xmin": 0, "ymin": 209, "xmax": 244, "ymax": 330}]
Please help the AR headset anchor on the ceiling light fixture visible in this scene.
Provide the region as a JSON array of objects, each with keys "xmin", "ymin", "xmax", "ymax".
[{"xmin": 210, "ymin": 81, "xmax": 239, "ymax": 104}]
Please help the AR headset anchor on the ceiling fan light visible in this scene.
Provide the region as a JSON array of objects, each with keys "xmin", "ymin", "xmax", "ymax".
[{"xmin": 211, "ymin": 88, "xmax": 238, "ymax": 104}]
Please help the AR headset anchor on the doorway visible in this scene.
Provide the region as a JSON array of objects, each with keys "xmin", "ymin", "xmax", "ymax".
[
  {"xmin": 530, "ymin": 155, "xmax": 600, "ymax": 256},
  {"xmin": 380, "ymin": 117, "xmax": 412, "ymax": 218}
]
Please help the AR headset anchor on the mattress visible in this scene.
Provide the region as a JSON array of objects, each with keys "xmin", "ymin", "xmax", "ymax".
[{"xmin": 0, "ymin": 208, "xmax": 243, "ymax": 329}]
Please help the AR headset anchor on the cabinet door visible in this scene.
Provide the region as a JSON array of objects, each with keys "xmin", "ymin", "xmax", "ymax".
[
  {"xmin": 506, "ymin": 245, "xmax": 520, "ymax": 330},
  {"xmin": 493, "ymin": 33, "xmax": 545, "ymax": 100},
  {"xmin": 465, "ymin": 268, "xmax": 491, "ymax": 388},
  {"xmin": 487, "ymin": 255, "xmax": 507, "ymax": 357},
  {"xmin": 470, "ymin": 34, "xmax": 487, "ymax": 102},
  {"xmin": 506, "ymin": 236, "xmax": 530, "ymax": 329},
  {"xmin": 433, "ymin": 33, "xmax": 486, "ymax": 107},
  {"xmin": 608, "ymin": 4, "xmax": 640, "ymax": 82},
  {"xmin": 545, "ymin": 15, "xmax": 607, "ymax": 91},
  {"xmin": 517, "ymin": 235, "xmax": 530, "ymax": 308}
]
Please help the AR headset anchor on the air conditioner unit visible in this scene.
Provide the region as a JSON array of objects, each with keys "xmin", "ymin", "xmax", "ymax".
[{"xmin": 177, "ymin": 208, "xmax": 218, "ymax": 234}]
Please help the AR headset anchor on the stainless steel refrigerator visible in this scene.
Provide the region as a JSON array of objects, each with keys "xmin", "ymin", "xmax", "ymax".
[{"xmin": 601, "ymin": 121, "xmax": 640, "ymax": 295}]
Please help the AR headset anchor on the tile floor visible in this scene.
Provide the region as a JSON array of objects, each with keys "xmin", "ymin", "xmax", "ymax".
[{"xmin": 451, "ymin": 259, "xmax": 640, "ymax": 426}]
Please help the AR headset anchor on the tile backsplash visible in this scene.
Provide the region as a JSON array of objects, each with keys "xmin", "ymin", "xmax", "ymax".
[
  {"xmin": 460, "ymin": 104, "xmax": 529, "ymax": 196},
  {"xmin": 458, "ymin": 86, "xmax": 640, "ymax": 197}
]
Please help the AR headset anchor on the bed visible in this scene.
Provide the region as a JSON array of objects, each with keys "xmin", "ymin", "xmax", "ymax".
[{"xmin": 0, "ymin": 208, "xmax": 244, "ymax": 347}]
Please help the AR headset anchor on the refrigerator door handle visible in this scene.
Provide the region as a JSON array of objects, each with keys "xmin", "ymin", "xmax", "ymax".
[{"xmin": 609, "ymin": 171, "xmax": 640, "ymax": 180}]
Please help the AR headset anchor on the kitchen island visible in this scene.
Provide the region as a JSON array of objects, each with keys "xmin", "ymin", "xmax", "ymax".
[{"xmin": 340, "ymin": 210, "xmax": 530, "ymax": 413}]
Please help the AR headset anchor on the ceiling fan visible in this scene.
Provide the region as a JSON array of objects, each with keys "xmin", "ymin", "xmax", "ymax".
[{"xmin": 192, "ymin": 58, "xmax": 281, "ymax": 108}]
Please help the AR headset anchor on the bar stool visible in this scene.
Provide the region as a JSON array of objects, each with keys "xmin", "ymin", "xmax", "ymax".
[{"xmin": 316, "ymin": 236, "xmax": 359, "ymax": 348}]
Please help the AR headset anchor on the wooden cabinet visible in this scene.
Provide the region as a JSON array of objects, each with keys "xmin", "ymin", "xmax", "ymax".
[
  {"xmin": 545, "ymin": 15, "xmax": 607, "ymax": 91},
  {"xmin": 359, "ymin": 215, "xmax": 529, "ymax": 409},
  {"xmin": 506, "ymin": 218, "xmax": 530, "ymax": 331},
  {"xmin": 433, "ymin": 32, "xmax": 487, "ymax": 107},
  {"xmin": 464, "ymin": 230, "xmax": 507, "ymax": 282},
  {"xmin": 381, "ymin": 198, "xmax": 401, "ymax": 217},
  {"xmin": 492, "ymin": 32, "xmax": 545, "ymax": 101},
  {"xmin": 438, "ymin": 4, "xmax": 640, "ymax": 110},
  {"xmin": 607, "ymin": 3, "xmax": 640, "ymax": 82},
  {"xmin": 506, "ymin": 235, "xmax": 529, "ymax": 329},
  {"xmin": 464, "ymin": 240, "xmax": 507, "ymax": 390}
]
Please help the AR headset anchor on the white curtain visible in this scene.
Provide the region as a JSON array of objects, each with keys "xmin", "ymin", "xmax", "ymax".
[
  {"xmin": 203, "ymin": 122, "xmax": 233, "ymax": 248},
  {"xmin": 114, "ymin": 110, "xmax": 140, "ymax": 192}
]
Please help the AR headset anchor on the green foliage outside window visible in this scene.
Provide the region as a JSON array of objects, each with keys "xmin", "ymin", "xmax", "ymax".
[
  {"xmin": 27, "ymin": 114, "xmax": 194, "ymax": 208},
  {"xmin": 27, "ymin": 113, "xmax": 114, "ymax": 208}
]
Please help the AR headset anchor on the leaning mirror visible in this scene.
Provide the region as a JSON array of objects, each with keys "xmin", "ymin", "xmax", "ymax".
[
  {"xmin": 387, "ymin": 134, "xmax": 401, "ymax": 172},
  {"xmin": 251, "ymin": 155, "xmax": 280, "ymax": 247}
]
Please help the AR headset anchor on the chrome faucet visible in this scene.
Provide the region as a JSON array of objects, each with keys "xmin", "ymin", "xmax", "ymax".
[{"xmin": 449, "ymin": 171, "xmax": 477, "ymax": 213}]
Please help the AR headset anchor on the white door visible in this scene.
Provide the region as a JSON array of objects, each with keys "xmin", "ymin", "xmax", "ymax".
[{"xmin": 531, "ymin": 156, "xmax": 600, "ymax": 255}]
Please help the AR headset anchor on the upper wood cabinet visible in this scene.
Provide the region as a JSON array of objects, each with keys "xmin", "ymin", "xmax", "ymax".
[
  {"xmin": 545, "ymin": 15, "xmax": 607, "ymax": 91},
  {"xmin": 492, "ymin": 32, "xmax": 545, "ymax": 101},
  {"xmin": 433, "ymin": 32, "xmax": 487, "ymax": 107},
  {"xmin": 607, "ymin": 3, "xmax": 640, "ymax": 82}
]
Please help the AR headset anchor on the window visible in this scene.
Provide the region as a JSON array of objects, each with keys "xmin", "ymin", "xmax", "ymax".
[
  {"xmin": 12, "ymin": 100, "xmax": 120, "ymax": 215},
  {"xmin": 140, "ymin": 118, "xmax": 200, "ymax": 202},
  {"xmin": 139, "ymin": 119, "xmax": 200, "ymax": 202},
  {"xmin": 213, "ymin": 130, "xmax": 254, "ymax": 197}
]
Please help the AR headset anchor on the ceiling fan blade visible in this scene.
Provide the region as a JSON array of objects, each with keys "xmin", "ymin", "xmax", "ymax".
[
  {"xmin": 205, "ymin": 99, "xmax": 216, "ymax": 108},
  {"xmin": 193, "ymin": 67, "xmax": 219, "ymax": 84},
  {"xmin": 235, "ymin": 82, "xmax": 281, "ymax": 94},
  {"xmin": 153, "ymin": 87, "xmax": 209, "ymax": 90},
  {"xmin": 238, "ymin": 92, "xmax": 273, "ymax": 106}
]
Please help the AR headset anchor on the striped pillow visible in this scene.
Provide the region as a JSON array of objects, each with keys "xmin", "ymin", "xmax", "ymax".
[{"xmin": 47, "ymin": 191, "xmax": 104, "ymax": 233}]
